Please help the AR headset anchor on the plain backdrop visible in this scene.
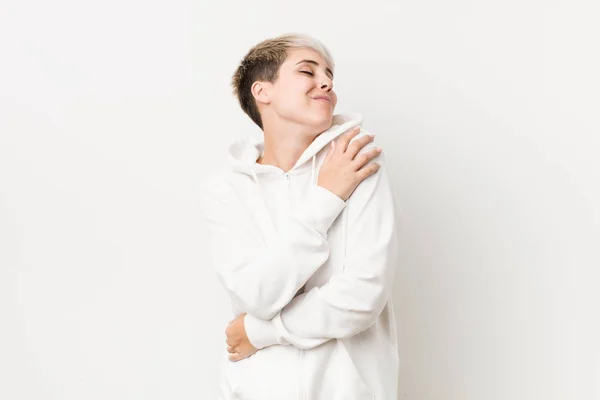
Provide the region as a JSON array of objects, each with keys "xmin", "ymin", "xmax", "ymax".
[{"xmin": 1, "ymin": 0, "xmax": 599, "ymax": 399}]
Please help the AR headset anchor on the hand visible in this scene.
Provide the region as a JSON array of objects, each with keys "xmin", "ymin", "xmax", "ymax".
[
  {"xmin": 225, "ymin": 313, "xmax": 258, "ymax": 362},
  {"xmin": 318, "ymin": 126, "xmax": 382, "ymax": 201}
]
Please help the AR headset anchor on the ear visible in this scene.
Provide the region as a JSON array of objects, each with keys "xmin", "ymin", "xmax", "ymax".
[{"xmin": 251, "ymin": 81, "xmax": 272, "ymax": 105}]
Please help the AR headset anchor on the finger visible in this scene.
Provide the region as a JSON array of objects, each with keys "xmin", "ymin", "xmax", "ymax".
[
  {"xmin": 356, "ymin": 162, "xmax": 381, "ymax": 181},
  {"xmin": 350, "ymin": 147, "xmax": 382, "ymax": 170},
  {"xmin": 227, "ymin": 346, "xmax": 236, "ymax": 354},
  {"xmin": 336, "ymin": 126, "xmax": 362, "ymax": 154},
  {"xmin": 345, "ymin": 133, "xmax": 375, "ymax": 160},
  {"xmin": 229, "ymin": 352, "xmax": 241, "ymax": 362},
  {"xmin": 323, "ymin": 140, "xmax": 335, "ymax": 163}
]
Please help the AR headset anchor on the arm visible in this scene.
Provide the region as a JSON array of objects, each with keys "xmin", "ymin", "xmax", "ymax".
[
  {"xmin": 244, "ymin": 149, "xmax": 399, "ymax": 349},
  {"xmin": 200, "ymin": 176, "xmax": 346, "ymax": 321}
]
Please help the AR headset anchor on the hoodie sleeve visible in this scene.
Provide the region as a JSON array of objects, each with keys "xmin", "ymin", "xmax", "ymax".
[
  {"xmin": 244, "ymin": 149, "xmax": 399, "ymax": 350},
  {"xmin": 200, "ymin": 174, "xmax": 347, "ymax": 322}
]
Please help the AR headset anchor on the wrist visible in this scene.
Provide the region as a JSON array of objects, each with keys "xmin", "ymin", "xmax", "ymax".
[
  {"xmin": 244, "ymin": 314, "xmax": 279, "ymax": 350},
  {"xmin": 294, "ymin": 183, "xmax": 346, "ymax": 235}
]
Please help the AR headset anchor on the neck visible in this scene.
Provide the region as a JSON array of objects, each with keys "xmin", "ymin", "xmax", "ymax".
[{"xmin": 258, "ymin": 119, "xmax": 320, "ymax": 173}]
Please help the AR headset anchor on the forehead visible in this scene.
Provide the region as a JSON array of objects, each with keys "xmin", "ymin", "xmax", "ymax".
[
  {"xmin": 283, "ymin": 47, "xmax": 329, "ymax": 69},
  {"xmin": 282, "ymin": 47, "xmax": 334, "ymax": 79}
]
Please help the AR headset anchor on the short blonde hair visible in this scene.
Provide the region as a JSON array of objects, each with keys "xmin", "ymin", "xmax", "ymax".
[{"xmin": 231, "ymin": 33, "xmax": 335, "ymax": 129}]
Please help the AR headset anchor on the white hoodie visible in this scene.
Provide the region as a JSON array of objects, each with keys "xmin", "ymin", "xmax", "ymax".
[{"xmin": 201, "ymin": 113, "xmax": 400, "ymax": 400}]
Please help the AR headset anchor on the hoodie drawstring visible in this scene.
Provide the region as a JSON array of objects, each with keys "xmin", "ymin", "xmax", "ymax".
[
  {"xmin": 311, "ymin": 155, "xmax": 316, "ymax": 185},
  {"xmin": 250, "ymin": 153, "xmax": 317, "ymax": 187},
  {"xmin": 251, "ymin": 170, "xmax": 259, "ymax": 187},
  {"xmin": 249, "ymin": 149, "xmax": 318, "ymax": 186}
]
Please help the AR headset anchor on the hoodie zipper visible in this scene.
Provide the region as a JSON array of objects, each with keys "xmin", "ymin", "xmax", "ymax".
[
  {"xmin": 285, "ymin": 171, "xmax": 304, "ymax": 400},
  {"xmin": 299, "ymin": 348, "xmax": 305, "ymax": 400}
]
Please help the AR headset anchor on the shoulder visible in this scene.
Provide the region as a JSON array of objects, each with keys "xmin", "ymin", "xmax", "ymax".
[
  {"xmin": 200, "ymin": 169, "xmax": 236, "ymax": 204},
  {"xmin": 346, "ymin": 127, "xmax": 387, "ymax": 170},
  {"xmin": 348, "ymin": 127, "xmax": 379, "ymax": 153}
]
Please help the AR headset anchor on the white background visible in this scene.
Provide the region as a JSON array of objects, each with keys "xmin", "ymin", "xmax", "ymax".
[{"xmin": 1, "ymin": 0, "xmax": 599, "ymax": 399}]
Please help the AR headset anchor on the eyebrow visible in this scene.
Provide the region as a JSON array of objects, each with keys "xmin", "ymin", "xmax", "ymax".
[{"xmin": 295, "ymin": 59, "xmax": 334, "ymax": 80}]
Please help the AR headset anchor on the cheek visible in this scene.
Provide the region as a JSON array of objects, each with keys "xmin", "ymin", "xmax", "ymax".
[
  {"xmin": 285, "ymin": 82, "xmax": 311, "ymax": 103},
  {"xmin": 331, "ymin": 93, "xmax": 338, "ymax": 108}
]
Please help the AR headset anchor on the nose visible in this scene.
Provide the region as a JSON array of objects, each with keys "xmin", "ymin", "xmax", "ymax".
[{"xmin": 320, "ymin": 79, "xmax": 333, "ymax": 90}]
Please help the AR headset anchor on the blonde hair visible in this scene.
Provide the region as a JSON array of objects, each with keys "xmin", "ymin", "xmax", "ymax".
[{"xmin": 231, "ymin": 33, "xmax": 335, "ymax": 129}]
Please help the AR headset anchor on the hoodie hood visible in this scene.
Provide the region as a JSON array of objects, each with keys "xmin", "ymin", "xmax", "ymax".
[{"xmin": 227, "ymin": 113, "xmax": 364, "ymax": 186}]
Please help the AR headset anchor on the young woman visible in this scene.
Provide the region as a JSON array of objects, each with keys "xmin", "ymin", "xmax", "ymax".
[{"xmin": 201, "ymin": 33, "xmax": 399, "ymax": 400}]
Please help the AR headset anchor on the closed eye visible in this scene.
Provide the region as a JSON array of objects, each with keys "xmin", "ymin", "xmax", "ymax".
[{"xmin": 300, "ymin": 71, "xmax": 314, "ymax": 76}]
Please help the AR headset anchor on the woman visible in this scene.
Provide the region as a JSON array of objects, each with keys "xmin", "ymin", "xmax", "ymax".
[{"xmin": 201, "ymin": 33, "xmax": 400, "ymax": 400}]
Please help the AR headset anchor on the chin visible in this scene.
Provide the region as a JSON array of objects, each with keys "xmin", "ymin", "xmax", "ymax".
[
  {"xmin": 311, "ymin": 113, "xmax": 334, "ymax": 132},
  {"xmin": 286, "ymin": 110, "xmax": 333, "ymax": 135}
]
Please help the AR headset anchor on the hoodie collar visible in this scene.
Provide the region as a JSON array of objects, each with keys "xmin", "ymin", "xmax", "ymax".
[{"xmin": 227, "ymin": 113, "xmax": 364, "ymax": 186}]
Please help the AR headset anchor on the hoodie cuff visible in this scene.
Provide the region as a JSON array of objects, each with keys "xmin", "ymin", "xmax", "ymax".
[
  {"xmin": 244, "ymin": 314, "xmax": 279, "ymax": 350},
  {"xmin": 295, "ymin": 184, "xmax": 346, "ymax": 235}
]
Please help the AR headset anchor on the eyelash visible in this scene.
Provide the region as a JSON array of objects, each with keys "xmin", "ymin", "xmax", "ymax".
[{"xmin": 300, "ymin": 70, "xmax": 334, "ymax": 81}]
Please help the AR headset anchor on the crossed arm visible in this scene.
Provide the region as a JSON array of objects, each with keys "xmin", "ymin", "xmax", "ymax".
[{"xmin": 201, "ymin": 148, "xmax": 398, "ymax": 359}]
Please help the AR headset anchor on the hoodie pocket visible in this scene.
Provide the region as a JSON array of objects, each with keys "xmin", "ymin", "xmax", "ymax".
[
  {"xmin": 307, "ymin": 341, "xmax": 374, "ymax": 400},
  {"xmin": 222, "ymin": 345, "xmax": 300, "ymax": 400},
  {"xmin": 334, "ymin": 342, "xmax": 374, "ymax": 399}
]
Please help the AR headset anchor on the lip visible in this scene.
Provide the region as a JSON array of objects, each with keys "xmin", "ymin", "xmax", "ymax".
[{"xmin": 311, "ymin": 95, "xmax": 331, "ymax": 103}]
